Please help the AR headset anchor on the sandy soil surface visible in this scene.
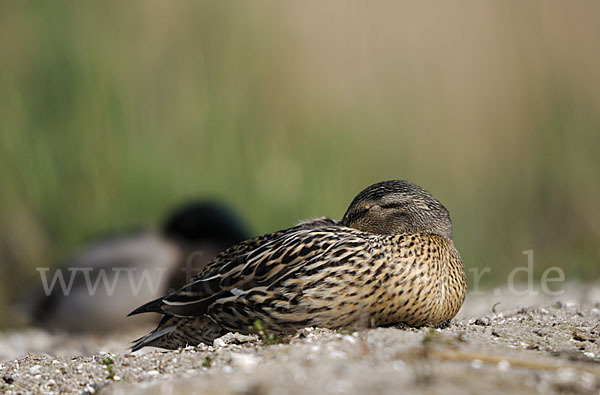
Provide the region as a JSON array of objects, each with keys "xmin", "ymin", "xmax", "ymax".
[{"xmin": 1, "ymin": 285, "xmax": 599, "ymax": 394}]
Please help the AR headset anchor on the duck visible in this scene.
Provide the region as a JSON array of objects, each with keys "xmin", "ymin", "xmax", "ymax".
[
  {"xmin": 21, "ymin": 201, "xmax": 250, "ymax": 332},
  {"xmin": 129, "ymin": 180, "xmax": 467, "ymax": 350}
]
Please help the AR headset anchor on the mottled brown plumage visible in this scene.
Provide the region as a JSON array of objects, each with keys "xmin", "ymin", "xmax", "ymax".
[{"xmin": 130, "ymin": 180, "xmax": 467, "ymax": 351}]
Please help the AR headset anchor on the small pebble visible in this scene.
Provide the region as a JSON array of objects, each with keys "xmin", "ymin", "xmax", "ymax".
[
  {"xmin": 213, "ymin": 338, "xmax": 226, "ymax": 348},
  {"xmin": 497, "ymin": 360, "xmax": 510, "ymax": 371},
  {"xmin": 470, "ymin": 359, "xmax": 483, "ymax": 369}
]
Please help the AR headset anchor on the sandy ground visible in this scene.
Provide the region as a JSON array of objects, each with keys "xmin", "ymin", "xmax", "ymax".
[{"xmin": 1, "ymin": 285, "xmax": 599, "ymax": 394}]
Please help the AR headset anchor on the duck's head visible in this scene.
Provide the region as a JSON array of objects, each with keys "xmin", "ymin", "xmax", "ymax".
[
  {"xmin": 340, "ymin": 180, "xmax": 453, "ymax": 239},
  {"xmin": 162, "ymin": 201, "xmax": 250, "ymax": 244}
]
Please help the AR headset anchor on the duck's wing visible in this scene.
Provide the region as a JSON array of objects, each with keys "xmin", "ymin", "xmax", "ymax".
[
  {"xmin": 129, "ymin": 225, "xmax": 372, "ymax": 350},
  {"xmin": 196, "ymin": 217, "xmax": 338, "ymax": 279},
  {"xmin": 128, "ymin": 217, "xmax": 338, "ymax": 317},
  {"xmin": 160, "ymin": 226, "xmax": 349, "ymax": 317}
]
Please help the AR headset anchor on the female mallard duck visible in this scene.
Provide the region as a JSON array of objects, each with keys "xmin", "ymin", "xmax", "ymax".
[{"xmin": 130, "ymin": 180, "xmax": 467, "ymax": 350}]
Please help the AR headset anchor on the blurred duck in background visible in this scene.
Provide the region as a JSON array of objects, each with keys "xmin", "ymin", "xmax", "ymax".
[{"xmin": 20, "ymin": 202, "xmax": 250, "ymax": 332}]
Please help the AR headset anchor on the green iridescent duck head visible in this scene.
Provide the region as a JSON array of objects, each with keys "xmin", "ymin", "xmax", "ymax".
[{"xmin": 340, "ymin": 180, "xmax": 453, "ymax": 240}]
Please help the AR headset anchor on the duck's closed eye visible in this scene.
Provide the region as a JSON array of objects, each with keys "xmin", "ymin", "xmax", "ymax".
[{"xmin": 379, "ymin": 202, "xmax": 405, "ymax": 210}]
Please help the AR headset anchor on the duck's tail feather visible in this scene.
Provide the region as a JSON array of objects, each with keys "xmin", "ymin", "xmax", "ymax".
[
  {"xmin": 131, "ymin": 315, "xmax": 226, "ymax": 351},
  {"xmin": 127, "ymin": 296, "xmax": 165, "ymax": 316}
]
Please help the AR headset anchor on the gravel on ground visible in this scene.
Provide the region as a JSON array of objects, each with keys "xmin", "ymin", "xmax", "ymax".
[{"xmin": 1, "ymin": 285, "xmax": 599, "ymax": 394}]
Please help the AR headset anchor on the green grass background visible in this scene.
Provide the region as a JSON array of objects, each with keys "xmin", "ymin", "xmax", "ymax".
[{"xmin": 1, "ymin": 1, "xmax": 599, "ymax": 328}]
